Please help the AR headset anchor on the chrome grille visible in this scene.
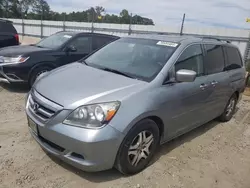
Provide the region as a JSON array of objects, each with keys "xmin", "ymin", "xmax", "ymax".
[
  {"xmin": 28, "ymin": 95, "xmax": 55, "ymax": 121},
  {"xmin": 28, "ymin": 90, "xmax": 63, "ymax": 122}
]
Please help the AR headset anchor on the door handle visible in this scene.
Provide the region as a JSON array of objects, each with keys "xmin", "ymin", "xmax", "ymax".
[
  {"xmin": 211, "ymin": 81, "xmax": 218, "ymax": 87},
  {"xmin": 200, "ymin": 83, "xmax": 208, "ymax": 90}
]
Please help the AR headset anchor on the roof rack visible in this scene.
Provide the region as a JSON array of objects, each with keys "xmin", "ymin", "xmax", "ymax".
[{"xmin": 202, "ymin": 36, "xmax": 231, "ymax": 43}]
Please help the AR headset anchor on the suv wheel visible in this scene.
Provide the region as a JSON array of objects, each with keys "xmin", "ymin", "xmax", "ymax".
[
  {"xmin": 219, "ymin": 94, "xmax": 237, "ymax": 122},
  {"xmin": 29, "ymin": 66, "xmax": 51, "ymax": 87},
  {"xmin": 115, "ymin": 119, "xmax": 160, "ymax": 175}
]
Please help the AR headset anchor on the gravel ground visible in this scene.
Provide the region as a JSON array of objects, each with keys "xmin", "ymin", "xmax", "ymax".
[{"xmin": 0, "ymin": 83, "xmax": 250, "ymax": 188}]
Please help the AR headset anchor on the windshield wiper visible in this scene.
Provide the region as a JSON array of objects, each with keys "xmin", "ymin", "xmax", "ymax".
[
  {"xmin": 100, "ymin": 67, "xmax": 137, "ymax": 79},
  {"xmin": 79, "ymin": 59, "xmax": 88, "ymax": 66}
]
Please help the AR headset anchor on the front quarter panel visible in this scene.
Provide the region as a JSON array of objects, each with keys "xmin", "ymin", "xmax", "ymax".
[{"xmin": 108, "ymin": 85, "xmax": 169, "ymax": 139}]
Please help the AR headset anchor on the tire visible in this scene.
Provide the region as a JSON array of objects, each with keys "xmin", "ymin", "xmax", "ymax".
[
  {"xmin": 115, "ymin": 119, "xmax": 160, "ymax": 175},
  {"xmin": 219, "ymin": 94, "xmax": 237, "ymax": 122},
  {"xmin": 29, "ymin": 66, "xmax": 52, "ymax": 87}
]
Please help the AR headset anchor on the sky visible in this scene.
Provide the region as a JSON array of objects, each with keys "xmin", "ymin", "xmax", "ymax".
[{"xmin": 47, "ymin": 0, "xmax": 250, "ymax": 29}]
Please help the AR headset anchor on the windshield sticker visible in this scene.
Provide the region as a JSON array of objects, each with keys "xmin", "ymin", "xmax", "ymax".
[
  {"xmin": 63, "ymin": 35, "xmax": 72, "ymax": 39},
  {"xmin": 157, "ymin": 41, "xmax": 178, "ymax": 47}
]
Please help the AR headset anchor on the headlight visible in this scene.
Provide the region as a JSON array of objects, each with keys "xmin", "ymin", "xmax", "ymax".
[
  {"xmin": 0, "ymin": 56, "xmax": 29, "ymax": 65},
  {"xmin": 63, "ymin": 102, "xmax": 120, "ymax": 128}
]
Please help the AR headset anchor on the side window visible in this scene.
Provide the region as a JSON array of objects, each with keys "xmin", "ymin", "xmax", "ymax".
[
  {"xmin": 204, "ymin": 44, "xmax": 225, "ymax": 74},
  {"xmin": 93, "ymin": 36, "xmax": 113, "ymax": 51},
  {"xmin": 224, "ymin": 46, "xmax": 243, "ymax": 70},
  {"xmin": 68, "ymin": 36, "xmax": 91, "ymax": 53},
  {"xmin": 175, "ymin": 44, "xmax": 204, "ymax": 77}
]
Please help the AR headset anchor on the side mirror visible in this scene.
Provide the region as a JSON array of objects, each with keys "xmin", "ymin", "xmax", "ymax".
[
  {"xmin": 65, "ymin": 45, "xmax": 77, "ymax": 52},
  {"xmin": 176, "ymin": 69, "xmax": 197, "ymax": 82}
]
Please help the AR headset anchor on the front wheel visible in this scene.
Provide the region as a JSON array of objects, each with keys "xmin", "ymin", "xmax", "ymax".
[
  {"xmin": 115, "ymin": 119, "xmax": 160, "ymax": 175},
  {"xmin": 29, "ymin": 66, "xmax": 51, "ymax": 87}
]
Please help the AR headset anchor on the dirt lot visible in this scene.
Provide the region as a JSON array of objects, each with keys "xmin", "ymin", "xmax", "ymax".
[
  {"xmin": 19, "ymin": 36, "xmax": 41, "ymax": 45},
  {"xmin": 0, "ymin": 84, "xmax": 250, "ymax": 188}
]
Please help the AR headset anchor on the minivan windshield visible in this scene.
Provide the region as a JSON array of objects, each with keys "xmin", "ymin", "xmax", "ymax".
[
  {"xmin": 35, "ymin": 32, "xmax": 73, "ymax": 49},
  {"xmin": 85, "ymin": 38, "xmax": 178, "ymax": 82}
]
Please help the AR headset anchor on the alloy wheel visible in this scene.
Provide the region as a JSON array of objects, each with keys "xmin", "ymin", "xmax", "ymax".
[{"xmin": 128, "ymin": 130, "xmax": 154, "ymax": 167}]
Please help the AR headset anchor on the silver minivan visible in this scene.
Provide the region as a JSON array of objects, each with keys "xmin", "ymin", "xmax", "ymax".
[{"xmin": 25, "ymin": 35, "xmax": 246, "ymax": 175}]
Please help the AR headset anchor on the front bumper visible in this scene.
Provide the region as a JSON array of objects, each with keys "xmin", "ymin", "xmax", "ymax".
[
  {"xmin": 0, "ymin": 66, "xmax": 25, "ymax": 83},
  {"xmin": 26, "ymin": 106, "xmax": 124, "ymax": 172}
]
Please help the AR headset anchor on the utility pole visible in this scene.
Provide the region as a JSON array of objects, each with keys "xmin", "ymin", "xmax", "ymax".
[
  {"xmin": 129, "ymin": 13, "xmax": 132, "ymax": 35},
  {"xmin": 20, "ymin": 2, "xmax": 24, "ymax": 38},
  {"xmin": 40, "ymin": 5, "xmax": 43, "ymax": 38},
  {"xmin": 91, "ymin": 9, "xmax": 94, "ymax": 33},
  {"xmin": 63, "ymin": 13, "xmax": 66, "ymax": 31}
]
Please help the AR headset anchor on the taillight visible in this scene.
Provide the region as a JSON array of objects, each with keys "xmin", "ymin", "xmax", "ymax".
[{"xmin": 14, "ymin": 34, "xmax": 19, "ymax": 44}]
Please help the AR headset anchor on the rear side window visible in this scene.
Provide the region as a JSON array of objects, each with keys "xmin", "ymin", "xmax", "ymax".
[
  {"xmin": 93, "ymin": 36, "xmax": 115, "ymax": 51},
  {"xmin": 175, "ymin": 44, "xmax": 204, "ymax": 77},
  {"xmin": 0, "ymin": 21, "xmax": 17, "ymax": 33},
  {"xmin": 224, "ymin": 46, "xmax": 242, "ymax": 70},
  {"xmin": 204, "ymin": 44, "xmax": 225, "ymax": 74}
]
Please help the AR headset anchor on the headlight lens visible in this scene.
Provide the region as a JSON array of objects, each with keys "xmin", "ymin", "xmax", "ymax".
[
  {"xmin": 1, "ymin": 56, "xmax": 29, "ymax": 64},
  {"xmin": 63, "ymin": 102, "xmax": 120, "ymax": 128}
]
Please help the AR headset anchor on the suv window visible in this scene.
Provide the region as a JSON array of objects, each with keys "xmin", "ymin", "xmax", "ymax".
[
  {"xmin": 175, "ymin": 44, "xmax": 204, "ymax": 77},
  {"xmin": 0, "ymin": 21, "xmax": 17, "ymax": 33},
  {"xmin": 224, "ymin": 46, "xmax": 242, "ymax": 70},
  {"xmin": 68, "ymin": 36, "xmax": 91, "ymax": 53},
  {"xmin": 93, "ymin": 36, "xmax": 114, "ymax": 51},
  {"xmin": 204, "ymin": 44, "xmax": 225, "ymax": 74}
]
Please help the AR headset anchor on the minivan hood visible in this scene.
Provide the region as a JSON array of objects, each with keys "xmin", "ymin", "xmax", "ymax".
[
  {"xmin": 0, "ymin": 45, "xmax": 51, "ymax": 56},
  {"xmin": 34, "ymin": 62, "xmax": 147, "ymax": 109}
]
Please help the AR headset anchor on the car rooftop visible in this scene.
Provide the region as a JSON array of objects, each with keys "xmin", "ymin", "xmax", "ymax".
[{"xmin": 56, "ymin": 31, "xmax": 118, "ymax": 38}]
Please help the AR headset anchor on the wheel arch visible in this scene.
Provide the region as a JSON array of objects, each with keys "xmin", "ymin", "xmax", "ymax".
[
  {"xmin": 122, "ymin": 114, "xmax": 165, "ymax": 141},
  {"xmin": 234, "ymin": 90, "xmax": 239, "ymax": 100},
  {"xmin": 28, "ymin": 62, "xmax": 56, "ymax": 79}
]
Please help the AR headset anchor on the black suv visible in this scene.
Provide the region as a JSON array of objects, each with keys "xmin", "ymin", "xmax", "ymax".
[
  {"xmin": 0, "ymin": 31, "xmax": 119, "ymax": 86},
  {"xmin": 0, "ymin": 19, "xmax": 19, "ymax": 48}
]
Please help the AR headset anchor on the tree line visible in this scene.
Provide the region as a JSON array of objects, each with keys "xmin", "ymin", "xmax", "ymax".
[{"xmin": 0, "ymin": 0, "xmax": 154, "ymax": 25}]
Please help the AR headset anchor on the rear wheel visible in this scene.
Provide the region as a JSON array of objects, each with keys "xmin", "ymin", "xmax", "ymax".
[
  {"xmin": 115, "ymin": 119, "xmax": 160, "ymax": 175},
  {"xmin": 29, "ymin": 66, "xmax": 52, "ymax": 87},
  {"xmin": 219, "ymin": 94, "xmax": 237, "ymax": 122}
]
